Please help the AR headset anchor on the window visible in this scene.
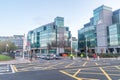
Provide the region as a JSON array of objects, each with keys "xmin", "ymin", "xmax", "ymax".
[
  {"xmin": 44, "ymin": 26, "xmax": 46, "ymax": 30},
  {"xmin": 53, "ymin": 25, "xmax": 56, "ymax": 29},
  {"xmin": 66, "ymin": 27, "xmax": 68, "ymax": 31}
]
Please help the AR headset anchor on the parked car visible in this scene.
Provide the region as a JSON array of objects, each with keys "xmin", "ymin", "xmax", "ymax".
[
  {"xmin": 40, "ymin": 54, "xmax": 47, "ymax": 59},
  {"xmin": 36, "ymin": 53, "xmax": 41, "ymax": 58},
  {"xmin": 54, "ymin": 55, "xmax": 62, "ymax": 60},
  {"xmin": 44, "ymin": 54, "xmax": 54, "ymax": 60}
]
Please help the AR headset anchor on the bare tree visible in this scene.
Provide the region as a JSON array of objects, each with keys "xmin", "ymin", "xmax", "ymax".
[{"xmin": 0, "ymin": 41, "xmax": 17, "ymax": 52}]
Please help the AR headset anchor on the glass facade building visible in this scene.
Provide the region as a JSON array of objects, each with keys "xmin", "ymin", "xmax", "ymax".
[
  {"xmin": 108, "ymin": 24, "xmax": 120, "ymax": 46},
  {"xmin": 112, "ymin": 9, "xmax": 120, "ymax": 24},
  {"xmin": 27, "ymin": 17, "xmax": 71, "ymax": 54},
  {"xmin": 78, "ymin": 25, "xmax": 96, "ymax": 53},
  {"xmin": 71, "ymin": 37, "xmax": 78, "ymax": 52},
  {"xmin": 0, "ymin": 35, "xmax": 24, "ymax": 52},
  {"xmin": 78, "ymin": 5, "xmax": 120, "ymax": 54}
]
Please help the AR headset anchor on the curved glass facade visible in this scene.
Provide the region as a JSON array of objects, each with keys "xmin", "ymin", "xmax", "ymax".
[{"xmin": 27, "ymin": 17, "xmax": 71, "ymax": 54}]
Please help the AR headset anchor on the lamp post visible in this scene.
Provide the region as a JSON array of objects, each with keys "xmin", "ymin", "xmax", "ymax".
[
  {"xmin": 71, "ymin": 37, "xmax": 72, "ymax": 54},
  {"xmin": 86, "ymin": 36, "xmax": 87, "ymax": 56},
  {"xmin": 6, "ymin": 44, "xmax": 9, "ymax": 52},
  {"xmin": 85, "ymin": 36, "xmax": 88, "ymax": 60}
]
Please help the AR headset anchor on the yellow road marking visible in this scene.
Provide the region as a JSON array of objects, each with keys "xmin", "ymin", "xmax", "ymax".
[
  {"xmin": 102, "ymin": 65, "xmax": 120, "ymax": 68},
  {"xmin": 109, "ymin": 74, "xmax": 120, "ymax": 76},
  {"xmin": 45, "ymin": 67, "xmax": 56, "ymax": 70},
  {"xmin": 45, "ymin": 62, "xmax": 64, "ymax": 69},
  {"xmin": 60, "ymin": 70, "xmax": 99, "ymax": 80},
  {"xmin": 99, "ymin": 67, "xmax": 112, "ymax": 80},
  {"xmin": 12, "ymin": 65, "xmax": 18, "ymax": 72},
  {"xmin": 60, "ymin": 70, "xmax": 82, "ymax": 80},
  {"xmin": 103, "ymin": 69, "xmax": 120, "ymax": 72},
  {"xmin": 82, "ymin": 61, "xmax": 87, "ymax": 66},
  {"xmin": 95, "ymin": 63, "xmax": 98, "ymax": 65},
  {"xmin": 73, "ymin": 69, "xmax": 81, "ymax": 76},
  {"xmin": 79, "ymin": 72, "xmax": 103, "ymax": 75},
  {"xmin": 51, "ymin": 62, "xmax": 64, "ymax": 67},
  {"xmin": 80, "ymin": 78, "xmax": 99, "ymax": 80},
  {"xmin": 65, "ymin": 62, "xmax": 74, "ymax": 68},
  {"xmin": 73, "ymin": 61, "xmax": 88, "ymax": 76},
  {"xmin": 115, "ymin": 66, "xmax": 120, "ymax": 69}
]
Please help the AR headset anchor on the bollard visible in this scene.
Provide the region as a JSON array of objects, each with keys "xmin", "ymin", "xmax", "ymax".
[
  {"xmin": 97, "ymin": 56, "xmax": 100, "ymax": 61},
  {"xmin": 87, "ymin": 56, "xmax": 89, "ymax": 60}
]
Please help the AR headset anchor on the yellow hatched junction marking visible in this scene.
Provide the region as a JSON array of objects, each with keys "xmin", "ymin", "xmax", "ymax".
[
  {"xmin": 60, "ymin": 62, "xmax": 120, "ymax": 80},
  {"xmin": 95, "ymin": 63, "xmax": 98, "ymax": 65},
  {"xmin": 99, "ymin": 67, "xmax": 112, "ymax": 80},
  {"xmin": 73, "ymin": 69, "xmax": 81, "ymax": 76},
  {"xmin": 115, "ymin": 66, "xmax": 120, "ymax": 70},
  {"xmin": 64, "ymin": 62, "xmax": 74, "ymax": 68},
  {"xmin": 73, "ymin": 61, "xmax": 88, "ymax": 76},
  {"xmin": 78, "ymin": 72, "xmax": 103, "ymax": 75},
  {"xmin": 60, "ymin": 70, "xmax": 99, "ymax": 80},
  {"xmin": 95, "ymin": 62, "xmax": 112, "ymax": 80},
  {"xmin": 109, "ymin": 73, "xmax": 120, "ymax": 76},
  {"xmin": 60, "ymin": 70, "xmax": 82, "ymax": 80},
  {"xmin": 46, "ymin": 62, "xmax": 64, "ymax": 69},
  {"xmin": 82, "ymin": 61, "xmax": 87, "ymax": 66}
]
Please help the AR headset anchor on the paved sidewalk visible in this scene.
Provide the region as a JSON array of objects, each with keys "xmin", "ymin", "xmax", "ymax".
[
  {"xmin": 68, "ymin": 56, "xmax": 120, "ymax": 61},
  {"xmin": 0, "ymin": 57, "xmax": 31, "ymax": 64}
]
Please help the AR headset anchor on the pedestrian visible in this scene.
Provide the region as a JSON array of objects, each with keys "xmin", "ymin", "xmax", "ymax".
[
  {"xmin": 70, "ymin": 53, "xmax": 74, "ymax": 60},
  {"xmin": 30, "ymin": 53, "xmax": 33, "ymax": 61},
  {"xmin": 35, "ymin": 54, "xmax": 37, "ymax": 60},
  {"xmin": 80, "ymin": 53, "xmax": 83, "ymax": 60},
  {"xmin": 93, "ymin": 53, "xmax": 97, "ymax": 60}
]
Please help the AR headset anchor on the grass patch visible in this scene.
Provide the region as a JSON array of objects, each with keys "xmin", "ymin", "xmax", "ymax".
[{"xmin": 0, "ymin": 54, "xmax": 12, "ymax": 61}]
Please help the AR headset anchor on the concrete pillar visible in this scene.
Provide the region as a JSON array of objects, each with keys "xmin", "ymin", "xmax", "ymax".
[
  {"xmin": 22, "ymin": 51, "xmax": 25, "ymax": 59},
  {"xmin": 33, "ymin": 49, "xmax": 35, "ymax": 54},
  {"xmin": 97, "ymin": 56, "xmax": 100, "ymax": 61},
  {"xmin": 46, "ymin": 49, "xmax": 48, "ymax": 54},
  {"xmin": 56, "ymin": 47, "xmax": 59, "ymax": 55},
  {"xmin": 108, "ymin": 48, "xmax": 110, "ymax": 53},
  {"xmin": 39, "ymin": 49, "xmax": 41, "ymax": 54},
  {"xmin": 28, "ymin": 50, "xmax": 30, "ymax": 59},
  {"xmin": 114, "ymin": 48, "xmax": 117, "ymax": 54}
]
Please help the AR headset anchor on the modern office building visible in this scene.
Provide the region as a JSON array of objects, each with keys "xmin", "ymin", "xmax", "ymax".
[
  {"xmin": 12, "ymin": 35, "xmax": 24, "ymax": 51},
  {"xmin": 71, "ymin": 37, "xmax": 78, "ymax": 52},
  {"xmin": 107, "ymin": 9, "xmax": 120, "ymax": 53},
  {"xmin": 78, "ymin": 5, "xmax": 120, "ymax": 54},
  {"xmin": 27, "ymin": 17, "xmax": 71, "ymax": 54},
  {"xmin": 0, "ymin": 35, "xmax": 24, "ymax": 52}
]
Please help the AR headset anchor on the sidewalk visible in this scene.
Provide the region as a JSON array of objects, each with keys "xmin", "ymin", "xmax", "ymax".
[
  {"xmin": 70, "ymin": 56, "xmax": 120, "ymax": 61},
  {"xmin": 0, "ymin": 57, "xmax": 31, "ymax": 64}
]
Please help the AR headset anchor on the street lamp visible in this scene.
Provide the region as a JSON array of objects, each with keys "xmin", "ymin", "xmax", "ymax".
[
  {"xmin": 85, "ymin": 36, "xmax": 88, "ymax": 60},
  {"xmin": 6, "ymin": 44, "xmax": 9, "ymax": 52},
  {"xmin": 71, "ymin": 37, "xmax": 72, "ymax": 54}
]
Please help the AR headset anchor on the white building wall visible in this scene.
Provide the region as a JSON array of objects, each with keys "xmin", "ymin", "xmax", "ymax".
[{"xmin": 96, "ymin": 9, "xmax": 112, "ymax": 53}]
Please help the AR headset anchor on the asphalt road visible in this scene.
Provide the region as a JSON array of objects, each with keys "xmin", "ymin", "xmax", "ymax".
[
  {"xmin": 0, "ymin": 58, "xmax": 120, "ymax": 80},
  {"xmin": 0, "ymin": 70, "xmax": 75, "ymax": 80}
]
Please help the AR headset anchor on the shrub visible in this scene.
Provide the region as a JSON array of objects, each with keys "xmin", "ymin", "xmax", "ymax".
[
  {"xmin": 98, "ymin": 53, "xmax": 120, "ymax": 58},
  {"xmin": 0, "ymin": 54, "xmax": 12, "ymax": 61}
]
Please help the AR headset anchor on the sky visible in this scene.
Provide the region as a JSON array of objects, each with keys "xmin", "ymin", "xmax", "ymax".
[{"xmin": 0, "ymin": 0, "xmax": 120, "ymax": 38}]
